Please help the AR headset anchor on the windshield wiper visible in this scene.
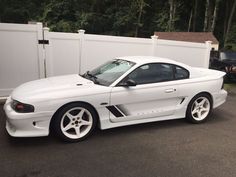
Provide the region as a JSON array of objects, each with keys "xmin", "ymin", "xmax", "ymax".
[
  {"xmin": 86, "ymin": 71, "xmax": 97, "ymax": 79},
  {"xmin": 85, "ymin": 71, "xmax": 100, "ymax": 84}
]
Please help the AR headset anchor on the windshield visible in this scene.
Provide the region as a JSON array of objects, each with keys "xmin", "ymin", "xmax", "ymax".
[{"xmin": 82, "ymin": 59, "xmax": 135, "ymax": 86}]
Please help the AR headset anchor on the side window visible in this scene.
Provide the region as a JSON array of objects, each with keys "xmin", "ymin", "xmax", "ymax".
[
  {"xmin": 122, "ymin": 63, "xmax": 174, "ymax": 85},
  {"xmin": 174, "ymin": 66, "xmax": 189, "ymax": 80}
]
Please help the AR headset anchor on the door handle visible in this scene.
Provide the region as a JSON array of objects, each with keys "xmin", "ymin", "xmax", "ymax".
[{"xmin": 165, "ymin": 88, "xmax": 176, "ymax": 93}]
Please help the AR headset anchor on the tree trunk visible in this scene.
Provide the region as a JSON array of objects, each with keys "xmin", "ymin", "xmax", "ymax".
[
  {"xmin": 168, "ymin": 0, "xmax": 174, "ymax": 31},
  {"xmin": 211, "ymin": 0, "xmax": 220, "ymax": 32},
  {"xmin": 203, "ymin": 0, "xmax": 210, "ymax": 32},
  {"xmin": 224, "ymin": 0, "xmax": 236, "ymax": 45},
  {"xmin": 173, "ymin": 1, "xmax": 177, "ymax": 21},
  {"xmin": 223, "ymin": 0, "xmax": 230, "ymax": 41},
  {"xmin": 192, "ymin": 0, "xmax": 198, "ymax": 31},
  {"xmin": 207, "ymin": 0, "xmax": 215, "ymax": 31},
  {"xmin": 135, "ymin": 0, "xmax": 144, "ymax": 37},
  {"xmin": 188, "ymin": 9, "xmax": 193, "ymax": 32}
]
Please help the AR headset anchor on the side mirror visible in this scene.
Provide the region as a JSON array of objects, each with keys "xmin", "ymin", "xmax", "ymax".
[
  {"xmin": 126, "ymin": 79, "xmax": 137, "ymax": 86},
  {"xmin": 119, "ymin": 79, "xmax": 137, "ymax": 87}
]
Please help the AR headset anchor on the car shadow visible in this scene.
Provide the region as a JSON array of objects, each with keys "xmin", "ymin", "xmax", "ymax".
[
  {"xmin": 5, "ymin": 133, "xmax": 58, "ymax": 146},
  {"xmin": 3, "ymin": 109, "xmax": 231, "ymax": 146},
  {"xmin": 4, "ymin": 118, "xmax": 188, "ymax": 146},
  {"xmin": 93, "ymin": 112, "xmax": 230, "ymax": 140}
]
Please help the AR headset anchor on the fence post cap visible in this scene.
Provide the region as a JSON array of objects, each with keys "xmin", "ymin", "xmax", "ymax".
[
  {"xmin": 78, "ymin": 29, "xmax": 85, "ymax": 34},
  {"xmin": 151, "ymin": 35, "xmax": 158, "ymax": 39},
  {"xmin": 43, "ymin": 27, "xmax": 50, "ymax": 31}
]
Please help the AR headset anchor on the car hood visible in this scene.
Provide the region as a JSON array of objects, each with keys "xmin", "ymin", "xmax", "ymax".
[{"xmin": 11, "ymin": 74, "xmax": 96, "ymax": 103}]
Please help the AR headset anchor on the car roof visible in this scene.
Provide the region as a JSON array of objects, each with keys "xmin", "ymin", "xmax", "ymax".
[{"xmin": 116, "ymin": 56, "xmax": 191, "ymax": 69}]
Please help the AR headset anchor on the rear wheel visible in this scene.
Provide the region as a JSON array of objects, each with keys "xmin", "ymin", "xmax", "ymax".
[
  {"xmin": 53, "ymin": 103, "xmax": 97, "ymax": 142},
  {"xmin": 186, "ymin": 93, "xmax": 212, "ymax": 123}
]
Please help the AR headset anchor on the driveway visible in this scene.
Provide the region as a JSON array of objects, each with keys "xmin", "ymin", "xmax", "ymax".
[{"xmin": 0, "ymin": 90, "xmax": 236, "ymax": 177}]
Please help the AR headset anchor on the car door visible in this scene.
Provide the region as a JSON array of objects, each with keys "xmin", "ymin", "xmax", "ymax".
[{"xmin": 108, "ymin": 63, "xmax": 182, "ymax": 122}]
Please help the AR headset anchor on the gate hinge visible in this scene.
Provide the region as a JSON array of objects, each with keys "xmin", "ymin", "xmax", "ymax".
[{"xmin": 38, "ymin": 40, "xmax": 49, "ymax": 45}]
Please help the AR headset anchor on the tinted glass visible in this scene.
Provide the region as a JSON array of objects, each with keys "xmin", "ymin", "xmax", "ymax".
[
  {"xmin": 174, "ymin": 66, "xmax": 189, "ymax": 80},
  {"xmin": 86, "ymin": 59, "xmax": 135, "ymax": 86},
  {"xmin": 124, "ymin": 63, "xmax": 174, "ymax": 85}
]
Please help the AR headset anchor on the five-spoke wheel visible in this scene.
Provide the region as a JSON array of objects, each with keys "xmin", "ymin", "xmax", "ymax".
[
  {"xmin": 186, "ymin": 93, "xmax": 212, "ymax": 123},
  {"xmin": 53, "ymin": 103, "xmax": 97, "ymax": 142}
]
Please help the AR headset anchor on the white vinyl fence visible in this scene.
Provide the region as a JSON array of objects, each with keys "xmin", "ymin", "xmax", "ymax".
[
  {"xmin": 0, "ymin": 22, "xmax": 212, "ymax": 96},
  {"xmin": 0, "ymin": 23, "xmax": 44, "ymax": 97}
]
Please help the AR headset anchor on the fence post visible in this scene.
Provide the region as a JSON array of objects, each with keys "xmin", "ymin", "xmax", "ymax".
[
  {"xmin": 43, "ymin": 27, "xmax": 50, "ymax": 77},
  {"xmin": 78, "ymin": 29, "xmax": 85, "ymax": 74},
  {"xmin": 151, "ymin": 35, "xmax": 158, "ymax": 56},
  {"xmin": 205, "ymin": 41, "xmax": 212, "ymax": 68},
  {"xmin": 36, "ymin": 22, "xmax": 45, "ymax": 78}
]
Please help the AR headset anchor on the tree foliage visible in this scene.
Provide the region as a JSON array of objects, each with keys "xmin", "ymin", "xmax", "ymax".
[{"xmin": 0, "ymin": 0, "xmax": 236, "ymax": 50}]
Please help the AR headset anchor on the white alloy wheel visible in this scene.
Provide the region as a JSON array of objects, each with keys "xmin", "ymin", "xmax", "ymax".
[
  {"xmin": 191, "ymin": 97, "xmax": 210, "ymax": 121},
  {"xmin": 186, "ymin": 93, "xmax": 212, "ymax": 123},
  {"xmin": 60, "ymin": 107, "xmax": 93, "ymax": 139}
]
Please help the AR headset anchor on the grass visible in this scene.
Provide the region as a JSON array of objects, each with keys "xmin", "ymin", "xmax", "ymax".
[{"xmin": 224, "ymin": 83, "xmax": 236, "ymax": 93}]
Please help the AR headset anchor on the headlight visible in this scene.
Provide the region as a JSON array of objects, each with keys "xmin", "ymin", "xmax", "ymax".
[{"xmin": 11, "ymin": 100, "xmax": 34, "ymax": 113}]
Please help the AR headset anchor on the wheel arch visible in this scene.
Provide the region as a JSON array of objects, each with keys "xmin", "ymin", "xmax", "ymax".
[
  {"xmin": 49, "ymin": 101, "xmax": 100, "ymax": 133},
  {"xmin": 186, "ymin": 91, "xmax": 213, "ymax": 116},
  {"xmin": 195, "ymin": 91, "xmax": 213, "ymax": 103}
]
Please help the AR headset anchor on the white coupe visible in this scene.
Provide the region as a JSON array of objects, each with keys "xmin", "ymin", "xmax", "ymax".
[{"xmin": 4, "ymin": 56, "xmax": 227, "ymax": 142}]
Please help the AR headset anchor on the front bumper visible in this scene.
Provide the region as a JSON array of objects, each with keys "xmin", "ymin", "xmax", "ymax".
[
  {"xmin": 4, "ymin": 97, "xmax": 53, "ymax": 137},
  {"xmin": 213, "ymin": 89, "xmax": 227, "ymax": 109}
]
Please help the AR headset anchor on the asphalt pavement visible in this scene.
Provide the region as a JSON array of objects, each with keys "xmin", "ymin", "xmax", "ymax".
[{"xmin": 0, "ymin": 92, "xmax": 236, "ymax": 177}]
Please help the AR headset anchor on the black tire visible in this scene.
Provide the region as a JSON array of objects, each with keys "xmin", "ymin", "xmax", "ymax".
[
  {"xmin": 186, "ymin": 93, "xmax": 212, "ymax": 124},
  {"xmin": 53, "ymin": 103, "xmax": 97, "ymax": 142}
]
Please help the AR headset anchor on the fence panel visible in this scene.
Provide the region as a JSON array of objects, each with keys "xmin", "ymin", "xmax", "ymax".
[
  {"xmin": 80, "ymin": 34, "xmax": 153, "ymax": 73},
  {"xmin": 0, "ymin": 23, "xmax": 44, "ymax": 96},
  {"xmin": 154, "ymin": 39, "xmax": 211, "ymax": 68},
  {"xmin": 44, "ymin": 30, "xmax": 81, "ymax": 77},
  {"xmin": 43, "ymin": 30, "xmax": 211, "ymax": 76},
  {"xmin": 0, "ymin": 22, "xmax": 212, "ymax": 97}
]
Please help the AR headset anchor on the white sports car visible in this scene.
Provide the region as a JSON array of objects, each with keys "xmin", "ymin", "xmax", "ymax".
[{"xmin": 4, "ymin": 56, "xmax": 227, "ymax": 142}]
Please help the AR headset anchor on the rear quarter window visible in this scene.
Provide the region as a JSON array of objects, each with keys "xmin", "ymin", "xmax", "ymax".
[{"xmin": 174, "ymin": 66, "xmax": 189, "ymax": 80}]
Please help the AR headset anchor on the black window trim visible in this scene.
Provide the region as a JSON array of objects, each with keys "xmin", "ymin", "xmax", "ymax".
[{"xmin": 116, "ymin": 62, "xmax": 190, "ymax": 86}]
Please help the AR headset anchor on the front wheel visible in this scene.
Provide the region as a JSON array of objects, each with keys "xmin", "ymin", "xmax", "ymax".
[
  {"xmin": 186, "ymin": 93, "xmax": 212, "ymax": 123},
  {"xmin": 53, "ymin": 103, "xmax": 97, "ymax": 142}
]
